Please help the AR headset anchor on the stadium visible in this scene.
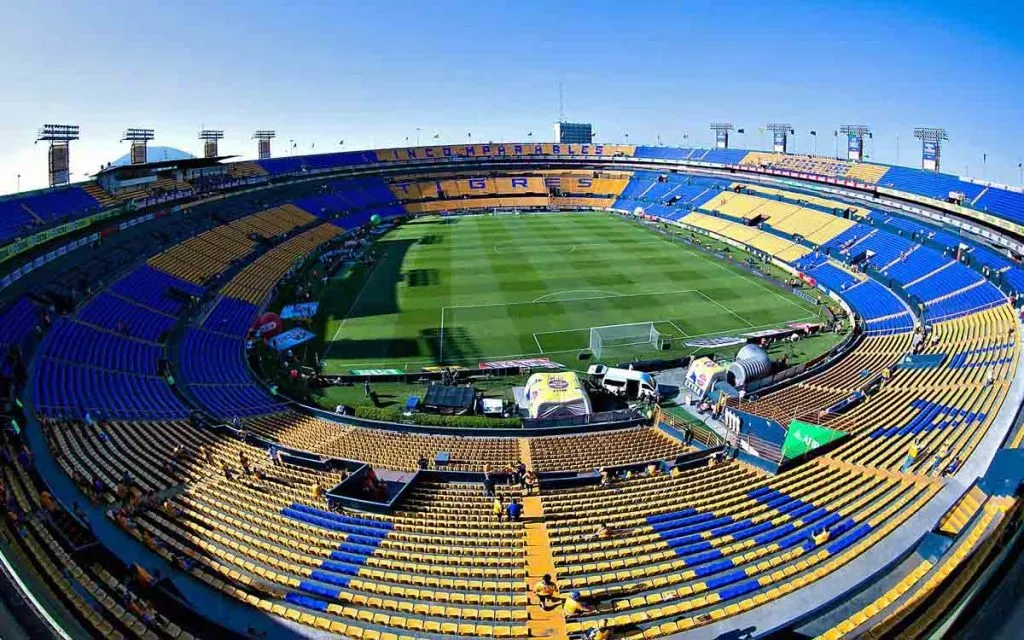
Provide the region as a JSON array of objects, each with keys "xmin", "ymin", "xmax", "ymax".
[{"xmin": 3, "ymin": 6, "xmax": 1024, "ymax": 640}]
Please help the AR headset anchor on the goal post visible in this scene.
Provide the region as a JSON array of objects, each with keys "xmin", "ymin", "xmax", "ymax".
[{"xmin": 589, "ymin": 322, "xmax": 660, "ymax": 360}]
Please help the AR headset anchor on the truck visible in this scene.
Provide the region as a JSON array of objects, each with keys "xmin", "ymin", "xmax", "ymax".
[{"xmin": 587, "ymin": 365, "xmax": 660, "ymax": 400}]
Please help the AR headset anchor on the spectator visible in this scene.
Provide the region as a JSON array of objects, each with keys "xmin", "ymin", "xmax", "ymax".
[
  {"xmin": 417, "ymin": 454, "xmax": 428, "ymax": 470},
  {"xmin": 524, "ymin": 469, "xmax": 538, "ymax": 495},
  {"xmin": 493, "ymin": 496, "xmax": 505, "ymax": 522},
  {"xmin": 901, "ymin": 436, "xmax": 921, "ymax": 473},
  {"xmin": 927, "ymin": 444, "xmax": 951, "ymax": 475},
  {"xmin": 482, "ymin": 474, "xmax": 496, "ymax": 497},
  {"xmin": 587, "ymin": 523, "xmax": 613, "ymax": 541},
  {"xmin": 942, "ymin": 457, "xmax": 962, "ymax": 477},
  {"xmin": 585, "ymin": 619, "xmax": 612, "ymax": 640},
  {"xmin": 507, "ymin": 499, "xmax": 522, "ymax": 521},
  {"xmin": 532, "ymin": 574, "xmax": 558, "ymax": 610},
  {"xmin": 811, "ymin": 526, "xmax": 830, "ymax": 546},
  {"xmin": 563, "ymin": 591, "xmax": 595, "ymax": 617}
]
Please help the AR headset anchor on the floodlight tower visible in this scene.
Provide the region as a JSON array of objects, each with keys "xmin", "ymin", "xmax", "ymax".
[
  {"xmin": 198, "ymin": 129, "xmax": 225, "ymax": 158},
  {"xmin": 36, "ymin": 124, "xmax": 80, "ymax": 187},
  {"xmin": 913, "ymin": 127, "xmax": 948, "ymax": 172},
  {"xmin": 710, "ymin": 123, "xmax": 734, "ymax": 149},
  {"xmin": 253, "ymin": 130, "xmax": 277, "ymax": 160},
  {"xmin": 766, "ymin": 123, "xmax": 793, "ymax": 153},
  {"xmin": 839, "ymin": 125, "xmax": 872, "ymax": 162},
  {"xmin": 121, "ymin": 128, "xmax": 155, "ymax": 165}
]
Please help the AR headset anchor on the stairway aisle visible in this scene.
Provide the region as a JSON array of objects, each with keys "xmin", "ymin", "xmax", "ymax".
[{"xmin": 523, "ymin": 494, "xmax": 569, "ymax": 639}]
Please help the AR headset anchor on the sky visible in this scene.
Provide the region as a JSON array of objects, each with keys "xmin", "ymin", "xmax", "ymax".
[{"xmin": 0, "ymin": 0, "xmax": 1022, "ymax": 195}]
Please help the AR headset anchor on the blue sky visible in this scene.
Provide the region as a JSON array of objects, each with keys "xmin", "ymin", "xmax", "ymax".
[{"xmin": 1, "ymin": 0, "xmax": 1022, "ymax": 193}]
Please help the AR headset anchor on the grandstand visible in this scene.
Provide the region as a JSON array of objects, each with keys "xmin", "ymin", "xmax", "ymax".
[{"xmin": 2, "ymin": 135, "xmax": 1024, "ymax": 640}]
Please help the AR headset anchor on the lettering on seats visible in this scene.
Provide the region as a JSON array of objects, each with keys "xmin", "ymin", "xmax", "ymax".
[
  {"xmin": 511, "ymin": 178, "xmax": 528, "ymax": 188},
  {"xmin": 468, "ymin": 178, "xmax": 486, "ymax": 190}
]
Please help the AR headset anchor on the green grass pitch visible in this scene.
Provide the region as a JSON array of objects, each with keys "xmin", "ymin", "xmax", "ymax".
[{"xmin": 314, "ymin": 212, "xmax": 822, "ymax": 373}]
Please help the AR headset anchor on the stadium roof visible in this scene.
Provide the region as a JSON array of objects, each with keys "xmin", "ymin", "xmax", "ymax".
[{"xmin": 92, "ymin": 154, "xmax": 237, "ymax": 177}]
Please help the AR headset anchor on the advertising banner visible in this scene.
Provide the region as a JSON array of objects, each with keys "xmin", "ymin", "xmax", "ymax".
[
  {"xmin": 479, "ymin": 358, "xmax": 562, "ymax": 370},
  {"xmin": 350, "ymin": 368, "xmax": 406, "ymax": 376},
  {"xmin": 781, "ymin": 420, "xmax": 846, "ymax": 460},
  {"xmin": 267, "ymin": 328, "xmax": 317, "ymax": 352},
  {"xmin": 281, "ymin": 302, "xmax": 319, "ymax": 320}
]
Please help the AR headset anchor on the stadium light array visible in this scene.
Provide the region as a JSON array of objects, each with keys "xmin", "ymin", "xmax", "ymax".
[
  {"xmin": 710, "ymin": 123, "xmax": 734, "ymax": 149},
  {"xmin": 199, "ymin": 129, "xmax": 225, "ymax": 158},
  {"xmin": 121, "ymin": 128, "xmax": 155, "ymax": 142},
  {"xmin": 36, "ymin": 124, "xmax": 81, "ymax": 187},
  {"xmin": 37, "ymin": 124, "xmax": 80, "ymax": 143},
  {"xmin": 913, "ymin": 127, "xmax": 948, "ymax": 144},
  {"xmin": 766, "ymin": 123, "xmax": 793, "ymax": 153}
]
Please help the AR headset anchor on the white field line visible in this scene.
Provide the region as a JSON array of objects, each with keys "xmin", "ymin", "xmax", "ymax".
[
  {"xmin": 442, "ymin": 288, "xmax": 699, "ymax": 311},
  {"xmin": 695, "ymin": 289, "xmax": 756, "ymax": 328},
  {"xmin": 531, "ymin": 289, "xmax": 618, "ymax": 303},
  {"xmin": 527, "ymin": 316, "xmax": 816, "ymax": 356},
  {"xmin": 490, "ymin": 239, "xmax": 667, "ymax": 254},
  {"xmin": 650, "ymin": 230, "xmax": 812, "ymax": 313},
  {"xmin": 667, "ymin": 320, "xmax": 690, "ymax": 337},
  {"xmin": 439, "ymin": 307, "xmax": 445, "ymax": 362},
  {"xmin": 322, "ymin": 250, "xmax": 393, "ymax": 360},
  {"xmin": 533, "ymin": 333, "xmax": 545, "ymax": 354},
  {"xmin": 326, "ymin": 316, "xmax": 818, "ymax": 372}
]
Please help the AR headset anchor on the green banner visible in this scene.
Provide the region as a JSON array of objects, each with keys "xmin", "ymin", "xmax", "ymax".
[
  {"xmin": 781, "ymin": 420, "xmax": 846, "ymax": 460},
  {"xmin": 351, "ymin": 368, "xmax": 405, "ymax": 376}
]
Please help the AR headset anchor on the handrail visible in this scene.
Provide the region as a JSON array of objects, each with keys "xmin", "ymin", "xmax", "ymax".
[{"xmin": 0, "ymin": 546, "xmax": 73, "ymax": 640}]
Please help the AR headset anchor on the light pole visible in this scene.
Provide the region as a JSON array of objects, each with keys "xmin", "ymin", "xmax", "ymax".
[
  {"xmin": 16, "ymin": 173, "xmax": 20, "ymax": 192},
  {"xmin": 416, "ymin": 128, "xmax": 421, "ymax": 146},
  {"xmin": 896, "ymin": 135, "xmax": 900, "ymax": 166}
]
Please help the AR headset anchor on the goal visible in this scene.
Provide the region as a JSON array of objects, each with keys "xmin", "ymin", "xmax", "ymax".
[{"xmin": 589, "ymin": 322, "xmax": 662, "ymax": 360}]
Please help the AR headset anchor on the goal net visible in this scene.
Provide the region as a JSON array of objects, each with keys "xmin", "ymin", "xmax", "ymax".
[{"xmin": 589, "ymin": 322, "xmax": 661, "ymax": 360}]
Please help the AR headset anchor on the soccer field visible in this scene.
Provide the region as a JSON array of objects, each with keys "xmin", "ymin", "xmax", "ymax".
[{"xmin": 316, "ymin": 212, "xmax": 822, "ymax": 372}]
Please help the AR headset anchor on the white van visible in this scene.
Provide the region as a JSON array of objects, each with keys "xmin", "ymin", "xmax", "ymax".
[{"xmin": 587, "ymin": 365, "xmax": 659, "ymax": 400}]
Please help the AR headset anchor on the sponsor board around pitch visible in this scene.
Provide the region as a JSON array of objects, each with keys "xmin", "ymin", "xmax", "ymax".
[
  {"xmin": 478, "ymin": 358, "xmax": 563, "ymax": 370},
  {"xmin": 267, "ymin": 328, "xmax": 317, "ymax": 352},
  {"xmin": 684, "ymin": 336, "xmax": 746, "ymax": 348},
  {"xmin": 281, "ymin": 302, "xmax": 319, "ymax": 320},
  {"xmin": 350, "ymin": 368, "xmax": 406, "ymax": 376}
]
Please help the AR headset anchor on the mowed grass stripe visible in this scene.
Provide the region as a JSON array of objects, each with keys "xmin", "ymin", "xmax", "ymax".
[{"xmin": 319, "ymin": 213, "xmax": 819, "ymax": 371}]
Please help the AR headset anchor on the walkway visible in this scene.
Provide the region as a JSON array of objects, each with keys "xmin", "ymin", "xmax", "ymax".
[{"xmin": 523, "ymin": 495, "xmax": 568, "ymax": 639}]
